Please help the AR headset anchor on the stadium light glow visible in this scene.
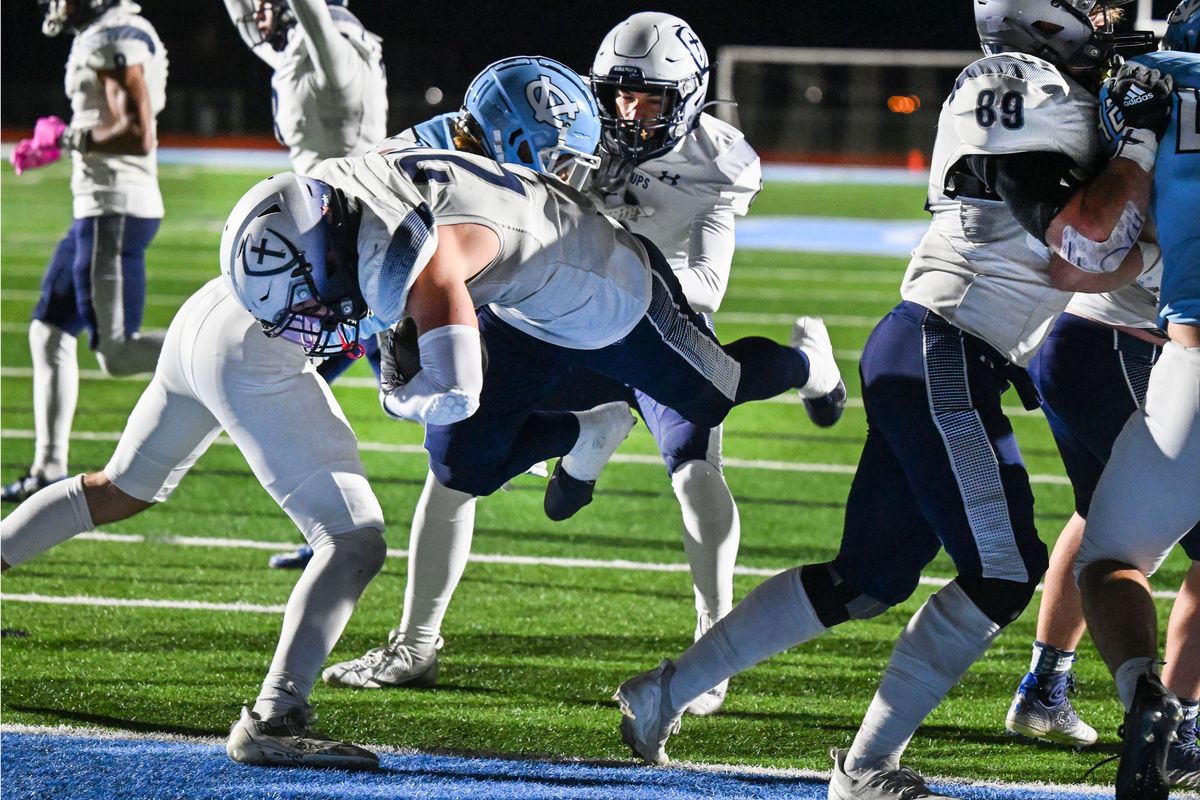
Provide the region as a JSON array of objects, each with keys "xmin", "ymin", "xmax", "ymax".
[{"xmin": 887, "ymin": 95, "xmax": 921, "ymax": 114}]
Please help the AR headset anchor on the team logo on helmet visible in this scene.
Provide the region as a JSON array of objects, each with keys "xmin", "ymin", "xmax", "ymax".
[
  {"xmin": 240, "ymin": 228, "xmax": 306, "ymax": 277},
  {"xmin": 525, "ymin": 76, "xmax": 585, "ymax": 128}
]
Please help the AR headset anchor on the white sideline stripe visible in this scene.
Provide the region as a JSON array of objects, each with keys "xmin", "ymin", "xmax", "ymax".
[
  {"xmin": 0, "ymin": 366, "xmax": 1047, "ymax": 419},
  {"xmin": 33, "ymin": 530, "xmax": 1184, "ymax": 601},
  {"xmin": 0, "ymin": 426, "xmax": 1067, "ymax": 482},
  {"xmin": 1, "ymin": 593, "xmax": 285, "ymax": 614},
  {"xmin": 0, "ymin": 724, "xmax": 1130, "ymax": 797},
  {"xmin": 0, "ymin": 290, "xmax": 884, "ymax": 328}
]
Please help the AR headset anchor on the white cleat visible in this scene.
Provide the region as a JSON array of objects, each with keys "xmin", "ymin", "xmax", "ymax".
[
  {"xmin": 226, "ymin": 705, "xmax": 379, "ymax": 770},
  {"xmin": 828, "ymin": 749, "xmax": 956, "ymax": 799},
  {"xmin": 322, "ymin": 631, "xmax": 442, "ymax": 689},
  {"xmin": 614, "ymin": 659, "xmax": 684, "ymax": 765}
]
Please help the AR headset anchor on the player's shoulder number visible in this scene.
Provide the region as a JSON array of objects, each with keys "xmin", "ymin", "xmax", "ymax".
[{"xmin": 975, "ymin": 88, "xmax": 1025, "ymax": 130}]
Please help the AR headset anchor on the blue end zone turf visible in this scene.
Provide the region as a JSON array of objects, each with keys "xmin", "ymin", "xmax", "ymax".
[
  {"xmin": 735, "ymin": 217, "xmax": 927, "ymax": 257},
  {"xmin": 0, "ymin": 731, "xmax": 1118, "ymax": 800}
]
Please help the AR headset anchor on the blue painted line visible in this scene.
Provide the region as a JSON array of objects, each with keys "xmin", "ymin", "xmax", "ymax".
[
  {"xmin": 761, "ymin": 164, "xmax": 928, "ymax": 186},
  {"xmin": 0, "ymin": 732, "xmax": 1117, "ymax": 800},
  {"xmin": 735, "ymin": 217, "xmax": 926, "ymax": 257},
  {"xmin": 157, "ymin": 147, "xmax": 291, "ymax": 170}
]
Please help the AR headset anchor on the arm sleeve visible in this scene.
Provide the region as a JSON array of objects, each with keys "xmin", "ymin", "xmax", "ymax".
[
  {"xmin": 290, "ymin": 0, "xmax": 358, "ymax": 91},
  {"xmin": 677, "ymin": 208, "xmax": 736, "ymax": 314},
  {"xmin": 959, "ymin": 151, "xmax": 1079, "ymax": 243},
  {"xmin": 380, "ymin": 324, "xmax": 484, "ymax": 425},
  {"xmin": 222, "ymin": 0, "xmax": 283, "ymax": 69}
]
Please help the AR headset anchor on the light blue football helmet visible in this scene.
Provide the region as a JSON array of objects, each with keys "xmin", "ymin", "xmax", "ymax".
[
  {"xmin": 1165, "ymin": 0, "xmax": 1200, "ymax": 52},
  {"xmin": 464, "ymin": 56, "xmax": 601, "ymax": 189}
]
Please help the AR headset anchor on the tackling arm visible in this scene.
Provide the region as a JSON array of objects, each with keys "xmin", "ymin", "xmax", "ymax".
[
  {"xmin": 290, "ymin": 0, "xmax": 358, "ymax": 92},
  {"xmin": 379, "ymin": 223, "xmax": 499, "ymax": 425}
]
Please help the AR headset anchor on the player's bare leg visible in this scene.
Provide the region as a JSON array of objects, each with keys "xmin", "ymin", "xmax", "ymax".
[{"xmin": 1164, "ymin": 563, "xmax": 1200, "ymax": 788}]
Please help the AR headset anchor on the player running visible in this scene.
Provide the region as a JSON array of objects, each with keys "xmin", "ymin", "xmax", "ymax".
[
  {"xmin": 4, "ymin": 0, "xmax": 169, "ymax": 504},
  {"xmin": 611, "ymin": 2, "xmax": 1161, "ymax": 797}
]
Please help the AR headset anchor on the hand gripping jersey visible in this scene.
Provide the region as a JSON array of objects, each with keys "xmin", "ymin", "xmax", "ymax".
[
  {"xmin": 229, "ymin": 0, "xmax": 387, "ymax": 175},
  {"xmin": 591, "ymin": 113, "xmax": 761, "ymax": 313},
  {"xmin": 65, "ymin": 2, "xmax": 168, "ymax": 219},
  {"xmin": 311, "ymin": 148, "xmax": 653, "ymax": 350},
  {"xmin": 901, "ymin": 53, "xmax": 1102, "ymax": 366}
]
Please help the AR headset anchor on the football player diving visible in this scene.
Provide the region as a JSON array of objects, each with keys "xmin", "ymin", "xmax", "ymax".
[
  {"xmin": 4, "ymin": 0, "xmax": 170, "ymax": 504},
  {"xmin": 1005, "ymin": 2, "xmax": 1200, "ymax": 793},
  {"xmin": 322, "ymin": 16, "xmax": 844, "ymax": 719},
  {"xmin": 612, "ymin": 3, "xmax": 1165, "ymax": 798}
]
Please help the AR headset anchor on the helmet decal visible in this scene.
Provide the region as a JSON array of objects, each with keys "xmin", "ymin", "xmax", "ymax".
[{"xmin": 525, "ymin": 76, "xmax": 585, "ymax": 128}]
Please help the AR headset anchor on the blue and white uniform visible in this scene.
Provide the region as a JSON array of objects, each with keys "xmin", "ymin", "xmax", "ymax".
[
  {"xmin": 1077, "ymin": 51, "xmax": 1200, "ymax": 575},
  {"xmin": 309, "ymin": 147, "xmax": 809, "ymax": 496},
  {"xmin": 835, "ymin": 52, "xmax": 1106, "ymax": 608},
  {"xmin": 224, "ymin": 0, "xmax": 387, "ymax": 175}
]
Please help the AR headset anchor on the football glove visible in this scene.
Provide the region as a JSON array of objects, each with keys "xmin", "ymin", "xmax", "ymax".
[
  {"xmin": 1106, "ymin": 63, "xmax": 1174, "ymax": 139},
  {"xmin": 378, "ymin": 317, "xmax": 489, "ymax": 394},
  {"xmin": 378, "ymin": 317, "xmax": 422, "ymax": 394}
]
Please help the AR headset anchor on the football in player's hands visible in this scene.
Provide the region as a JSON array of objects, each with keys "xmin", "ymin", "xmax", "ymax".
[
  {"xmin": 378, "ymin": 317, "xmax": 489, "ymax": 394},
  {"xmin": 378, "ymin": 317, "xmax": 421, "ymax": 393},
  {"xmin": 1106, "ymin": 63, "xmax": 1174, "ymax": 139}
]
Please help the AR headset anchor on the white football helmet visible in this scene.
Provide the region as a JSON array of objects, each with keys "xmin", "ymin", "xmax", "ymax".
[
  {"xmin": 974, "ymin": 0, "xmax": 1152, "ymax": 70},
  {"xmin": 220, "ymin": 173, "xmax": 367, "ymax": 358},
  {"xmin": 590, "ymin": 12, "xmax": 709, "ymax": 160}
]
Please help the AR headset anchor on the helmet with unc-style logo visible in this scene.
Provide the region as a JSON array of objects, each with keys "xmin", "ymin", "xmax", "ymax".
[
  {"xmin": 974, "ymin": 0, "xmax": 1153, "ymax": 70},
  {"xmin": 1165, "ymin": 0, "xmax": 1200, "ymax": 52},
  {"xmin": 220, "ymin": 173, "xmax": 367, "ymax": 358},
  {"xmin": 590, "ymin": 12, "xmax": 710, "ymax": 160},
  {"xmin": 38, "ymin": 0, "xmax": 119, "ymax": 36},
  {"xmin": 463, "ymin": 56, "xmax": 601, "ymax": 189}
]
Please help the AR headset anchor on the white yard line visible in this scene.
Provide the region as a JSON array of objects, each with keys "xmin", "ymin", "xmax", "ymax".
[{"xmin": 1, "ymin": 530, "xmax": 1180, "ymax": 601}]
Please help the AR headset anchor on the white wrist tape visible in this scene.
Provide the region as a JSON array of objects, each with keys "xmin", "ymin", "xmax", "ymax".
[
  {"xmin": 1113, "ymin": 129, "xmax": 1158, "ymax": 174},
  {"xmin": 380, "ymin": 324, "xmax": 483, "ymax": 425},
  {"xmin": 1060, "ymin": 200, "xmax": 1145, "ymax": 274}
]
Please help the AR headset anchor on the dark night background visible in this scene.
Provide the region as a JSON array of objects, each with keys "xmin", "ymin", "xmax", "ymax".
[{"xmin": 0, "ymin": 1, "xmax": 986, "ymax": 137}]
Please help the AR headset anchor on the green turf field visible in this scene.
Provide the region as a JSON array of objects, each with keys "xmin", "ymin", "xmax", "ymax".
[{"xmin": 0, "ymin": 161, "xmax": 1189, "ymax": 786}]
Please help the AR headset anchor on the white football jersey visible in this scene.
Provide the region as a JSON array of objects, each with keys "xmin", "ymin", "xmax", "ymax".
[
  {"xmin": 591, "ymin": 113, "xmax": 761, "ymax": 313},
  {"xmin": 64, "ymin": 2, "xmax": 167, "ymax": 219},
  {"xmin": 312, "ymin": 148, "xmax": 653, "ymax": 350},
  {"xmin": 227, "ymin": 0, "xmax": 387, "ymax": 175},
  {"xmin": 901, "ymin": 53, "xmax": 1103, "ymax": 366}
]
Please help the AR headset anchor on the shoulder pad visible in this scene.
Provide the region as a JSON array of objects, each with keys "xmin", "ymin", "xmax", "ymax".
[
  {"xmin": 80, "ymin": 22, "xmax": 158, "ymax": 71},
  {"xmin": 946, "ymin": 53, "xmax": 1095, "ymax": 160}
]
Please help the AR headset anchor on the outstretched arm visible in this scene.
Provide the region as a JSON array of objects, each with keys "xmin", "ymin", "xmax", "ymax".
[
  {"xmin": 222, "ymin": 0, "xmax": 284, "ymax": 69},
  {"xmin": 290, "ymin": 0, "xmax": 359, "ymax": 91}
]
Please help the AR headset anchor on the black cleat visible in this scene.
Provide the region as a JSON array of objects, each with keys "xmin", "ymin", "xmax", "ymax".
[
  {"xmin": 1116, "ymin": 672, "xmax": 1183, "ymax": 800},
  {"xmin": 543, "ymin": 460, "xmax": 596, "ymax": 521},
  {"xmin": 802, "ymin": 379, "xmax": 847, "ymax": 428}
]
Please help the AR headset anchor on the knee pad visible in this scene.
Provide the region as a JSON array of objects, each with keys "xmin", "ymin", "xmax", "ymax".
[
  {"xmin": 95, "ymin": 332, "xmax": 163, "ymax": 377},
  {"xmin": 800, "ymin": 562, "xmax": 892, "ymax": 628},
  {"xmin": 954, "ymin": 574, "xmax": 1039, "ymax": 627}
]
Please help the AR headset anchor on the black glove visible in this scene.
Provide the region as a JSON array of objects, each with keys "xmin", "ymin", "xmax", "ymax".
[
  {"xmin": 1106, "ymin": 63, "xmax": 1175, "ymax": 139},
  {"xmin": 378, "ymin": 317, "xmax": 421, "ymax": 393}
]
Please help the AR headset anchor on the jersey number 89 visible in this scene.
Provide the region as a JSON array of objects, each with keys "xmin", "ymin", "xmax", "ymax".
[{"xmin": 976, "ymin": 89, "xmax": 1025, "ymax": 130}]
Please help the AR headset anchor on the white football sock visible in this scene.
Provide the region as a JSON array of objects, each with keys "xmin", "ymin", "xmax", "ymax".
[
  {"xmin": 561, "ymin": 401, "xmax": 635, "ymax": 481},
  {"xmin": 1116, "ymin": 657, "xmax": 1158, "ymax": 712},
  {"xmin": 29, "ymin": 320, "xmax": 78, "ymax": 480},
  {"xmin": 672, "ymin": 459, "xmax": 739, "ymax": 625},
  {"xmin": 845, "ymin": 582, "xmax": 1000, "ymax": 774},
  {"xmin": 0, "ymin": 474, "xmax": 93, "ymax": 567},
  {"xmin": 254, "ymin": 526, "xmax": 387, "ymax": 721},
  {"xmin": 397, "ymin": 471, "xmax": 476, "ymax": 652},
  {"xmin": 669, "ymin": 566, "xmax": 826, "ymax": 713}
]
